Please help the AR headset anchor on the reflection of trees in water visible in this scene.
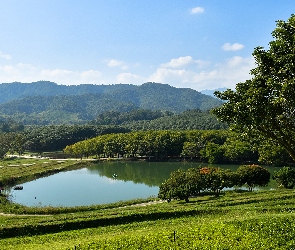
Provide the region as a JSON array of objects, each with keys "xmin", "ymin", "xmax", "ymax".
[
  {"xmin": 87, "ymin": 162, "xmax": 279, "ymax": 189},
  {"xmin": 86, "ymin": 162, "xmax": 234, "ymax": 187}
]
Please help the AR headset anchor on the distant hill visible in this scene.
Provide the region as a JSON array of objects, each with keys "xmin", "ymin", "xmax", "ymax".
[
  {"xmin": 0, "ymin": 81, "xmax": 223, "ymax": 125},
  {"xmin": 90, "ymin": 109, "xmax": 228, "ymax": 130}
]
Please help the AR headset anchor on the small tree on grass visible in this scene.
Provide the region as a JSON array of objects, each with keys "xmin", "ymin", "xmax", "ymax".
[
  {"xmin": 273, "ymin": 167, "xmax": 295, "ymax": 189},
  {"xmin": 158, "ymin": 168, "xmax": 205, "ymax": 202},
  {"xmin": 200, "ymin": 167, "xmax": 238, "ymax": 196},
  {"xmin": 236, "ymin": 164, "xmax": 270, "ymax": 191}
]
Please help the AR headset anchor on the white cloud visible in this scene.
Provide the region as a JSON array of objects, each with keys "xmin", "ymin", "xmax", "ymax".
[
  {"xmin": 116, "ymin": 73, "xmax": 145, "ymax": 84},
  {"xmin": 0, "ymin": 64, "xmax": 103, "ymax": 85},
  {"xmin": 148, "ymin": 68, "xmax": 190, "ymax": 84},
  {"xmin": 80, "ymin": 70, "xmax": 102, "ymax": 83},
  {"xmin": 161, "ymin": 56, "xmax": 194, "ymax": 68},
  {"xmin": 0, "ymin": 51, "xmax": 12, "ymax": 60},
  {"xmin": 222, "ymin": 43, "xmax": 245, "ymax": 51},
  {"xmin": 40, "ymin": 69, "xmax": 103, "ymax": 84},
  {"xmin": 190, "ymin": 7, "xmax": 204, "ymax": 14},
  {"xmin": 161, "ymin": 56, "xmax": 208, "ymax": 69},
  {"xmin": 107, "ymin": 59, "xmax": 128, "ymax": 70},
  {"xmin": 148, "ymin": 56, "xmax": 255, "ymax": 91},
  {"xmin": 191, "ymin": 56, "xmax": 255, "ymax": 90},
  {"xmin": 0, "ymin": 55, "xmax": 255, "ymax": 91}
]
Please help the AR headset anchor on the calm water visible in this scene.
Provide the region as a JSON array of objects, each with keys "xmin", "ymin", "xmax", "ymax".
[{"xmin": 6, "ymin": 162, "xmax": 281, "ymax": 207}]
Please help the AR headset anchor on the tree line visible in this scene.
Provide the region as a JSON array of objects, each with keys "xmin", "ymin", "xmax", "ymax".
[
  {"xmin": 0, "ymin": 125, "xmax": 129, "ymax": 158},
  {"xmin": 63, "ymin": 130, "xmax": 293, "ymax": 165},
  {"xmin": 0, "ymin": 124, "xmax": 292, "ymax": 166}
]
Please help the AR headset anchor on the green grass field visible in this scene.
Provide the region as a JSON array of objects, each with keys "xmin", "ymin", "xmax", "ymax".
[{"xmin": 0, "ymin": 157, "xmax": 295, "ymax": 249}]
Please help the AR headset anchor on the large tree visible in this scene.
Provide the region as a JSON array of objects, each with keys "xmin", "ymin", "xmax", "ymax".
[{"xmin": 212, "ymin": 15, "xmax": 295, "ymax": 161}]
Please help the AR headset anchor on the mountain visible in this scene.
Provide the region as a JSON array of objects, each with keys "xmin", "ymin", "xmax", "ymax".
[{"xmin": 0, "ymin": 81, "xmax": 223, "ymax": 125}]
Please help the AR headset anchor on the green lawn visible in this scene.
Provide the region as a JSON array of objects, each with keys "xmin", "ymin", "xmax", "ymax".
[
  {"xmin": 0, "ymin": 157, "xmax": 295, "ymax": 249},
  {"xmin": 0, "ymin": 190, "xmax": 295, "ymax": 249}
]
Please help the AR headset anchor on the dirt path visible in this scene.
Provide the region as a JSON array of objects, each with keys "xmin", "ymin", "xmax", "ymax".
[
  {"xmin": 0, "ymin": 212, "xmax": 52, "ymax": 217},
  {"xmin": 121, "ymin": 200, "xmax": 166, "ymax": 208},
  {"xmin": 0, "ymin": 200, "xmax": 166, "ymax": 217}
]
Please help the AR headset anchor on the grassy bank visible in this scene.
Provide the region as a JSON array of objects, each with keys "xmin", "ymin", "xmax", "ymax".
[
  {"xmin": 0, "ymin": 157, "xmax": 295, "ymax": 249},
  {"xmin": 0, "ymin": 156, "xmax": 93, "ymax": 187}
]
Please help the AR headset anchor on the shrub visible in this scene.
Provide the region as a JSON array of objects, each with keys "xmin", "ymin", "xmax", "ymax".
[
  {"xmin": 273, "ymin": 166, "xmax": 295, "ymax": 189},
  {"xmin": 236, "ymin": 164, "xmax": 270, "ymax": 191}
]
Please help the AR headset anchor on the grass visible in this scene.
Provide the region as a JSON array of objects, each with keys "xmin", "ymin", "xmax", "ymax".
[
  {"xmin": 0, "ymin": 156, "xmax": 91, "ymax": 187},
  {"xmin": 0, "ymin": 157, "xmax": 295, "ymax": 249}
]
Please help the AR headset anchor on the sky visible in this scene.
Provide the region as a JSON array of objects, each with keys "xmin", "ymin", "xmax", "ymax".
[{"xmin": 0, "ymin": 1, "xmax": 294, "ymax": 91}]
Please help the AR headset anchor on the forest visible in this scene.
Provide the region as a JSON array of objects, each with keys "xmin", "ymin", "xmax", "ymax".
[{"xmin": 0, "ymin": 106, "xmax": 292, "ymax": 166}]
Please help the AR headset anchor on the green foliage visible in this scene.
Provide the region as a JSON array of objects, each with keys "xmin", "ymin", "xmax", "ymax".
[
  {"xmin": 122, "ymin": 109, "xmax": 228, "ymax": 131},
  {"xmin": 200, "ymin": 142, "xmax": 224, "ymax": 164},
  {"xmin": 65, "ymin": 130, "xmax": 232, "ymax": 161},
  {"xmin": 273, "ymin": 166, "xmax": 295, "ymax": 189},
  {"xmin": 258, "ymin": 139, "xmax": 293, "ymax": 165},
  {"xmin": 213, "ymin": 15, "xmax": 295, "ymax": 161},
  {"xmin": 0, "ymin": 133, "xmax": 14, "ymax": 158},
  {"xmin": 159, "ymin": 164, "xmax": 271, "ymax": 201},
  {"xmin": 223, "ymin": 133, "xmax": 257, "ymax": 163},
  {"xmin": 23, "ymin": 125, "xmax": 130, "ymax": 152},
  {"xmin": 0, "ymin": 118, "xmax": 24, "ymax": 133},
  {"xmin": 91, "ymin": 109, "xmax": 172, "ymax": 125},
  {"xmin": 236, "ymin": 164, "xmax": 271, "ymax": 191},
  {"xmin": 64, "ymin": 129, "xmax": 292, "ymax": 165},
  {"xmin": 201, "ymin": 167, "xmax": 237, "ymax": 194},
  {"xmin": 159, "ymin": 169, "xmax": 189, "ymax": 202},
  {"xmin": 158, "ymin": 167, "xmax": 238, "ymax": 201}
]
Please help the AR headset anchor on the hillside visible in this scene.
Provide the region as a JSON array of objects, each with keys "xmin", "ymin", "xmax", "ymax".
[
  {"xmin": 0, "ymin": 81, "xmax": 223, "ymax": 125},
  {"xmin": 90, "ymin": 109, "xmax": 228, "ymax": 130}
]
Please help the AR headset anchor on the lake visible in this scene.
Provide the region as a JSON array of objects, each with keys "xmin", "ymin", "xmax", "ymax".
[{"xmin": 6, "ymin": 161, "xmax": 281, "ymax": 207}]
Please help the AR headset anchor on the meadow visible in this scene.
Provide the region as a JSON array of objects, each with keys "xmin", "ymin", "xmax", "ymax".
[{"xmin": 0, "ymin": 157, "xmax": 295, "ymax": 249}]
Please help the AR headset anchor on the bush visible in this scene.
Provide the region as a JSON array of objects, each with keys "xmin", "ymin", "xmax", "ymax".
[
  {"xmin": 236, "ymin": 164, "xmax": 270, "ymax": 191},
  {"xmin": 158, "ymin": 167, "xmax": 238, "ymax": 201},
  {"xmin": 273, "ymin": 166, "xmax": 295, "ymax": 189},
  {"xmin": 158, "ymin": 168, "xmax": 205, "ymax": 202}
]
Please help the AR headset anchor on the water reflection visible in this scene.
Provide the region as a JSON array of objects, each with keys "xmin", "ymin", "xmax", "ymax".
[{"xmin": 7, "ymin": 162, "xmax": 281, "ymax": 207}]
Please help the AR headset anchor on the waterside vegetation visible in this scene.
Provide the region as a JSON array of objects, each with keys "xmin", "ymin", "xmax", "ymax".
[{"xmin": 0, "ymin": 156, "xmax": 92, "ymax": 187}]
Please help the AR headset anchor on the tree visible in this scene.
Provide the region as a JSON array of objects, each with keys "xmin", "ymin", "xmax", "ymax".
[
  {"xmin": 212, "ymin": 15, "xmax": 295, "ymax": 162},
  {"xmin": 0, "ymin": 133, "xmax": 14, "ymax": 158},
  {"xmin": 10, "ymin": 133, "xmax": 26, "ymax": 156},
  {"xmin": 236, "ymin": 165, "xmax": 271, "ymax": 191},
  {"xmin": 273, "ymin": 166, "xmax": 295, "ymax": 189},
  {"xmin": 200, "ymin": 167, "xmax": 238, "ymax": 195},
  {"xmin": 200, "ymin": 142, "xmax": 224, "ymax": 164},
  {"xmin": 258, "ymin": 139, "xmax": 293, "ymax": 165},
  {"xmin": 158, "ymin": 169, "xmax": 190, "ymax": 202},
  {"xmin": 158, "ymin": 168, "xmax": 205, "ymax": 202},
  {"xmin": 223, "ymin": 133, "xmax": 258, "ymax": 163}
]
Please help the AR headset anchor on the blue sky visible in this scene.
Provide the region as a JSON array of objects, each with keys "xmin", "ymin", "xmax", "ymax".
[{"xmin": 0, "ymin": 1, "xmax": 294, "ymax": 91}]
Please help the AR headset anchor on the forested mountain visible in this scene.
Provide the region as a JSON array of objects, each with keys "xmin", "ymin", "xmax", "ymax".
[
  {"xmin": 0, "ymin": 81, "xmax": 223, "ymax": 125},
  {"xmin": 89, "ymin": 109, "xmax": 227, "ymax": 130},
  {"xmin": 90, "ymin": 109, "xmax": 172, "ymax": 125},
  {"xmin": 119, "ymin": 109, "xmax": 228, "ymax": 130}
]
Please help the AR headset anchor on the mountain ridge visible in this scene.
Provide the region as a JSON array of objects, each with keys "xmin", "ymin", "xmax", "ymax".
[{"xmin": 0, "ymin": 81, "xmax": 223, "ymax": 124}]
